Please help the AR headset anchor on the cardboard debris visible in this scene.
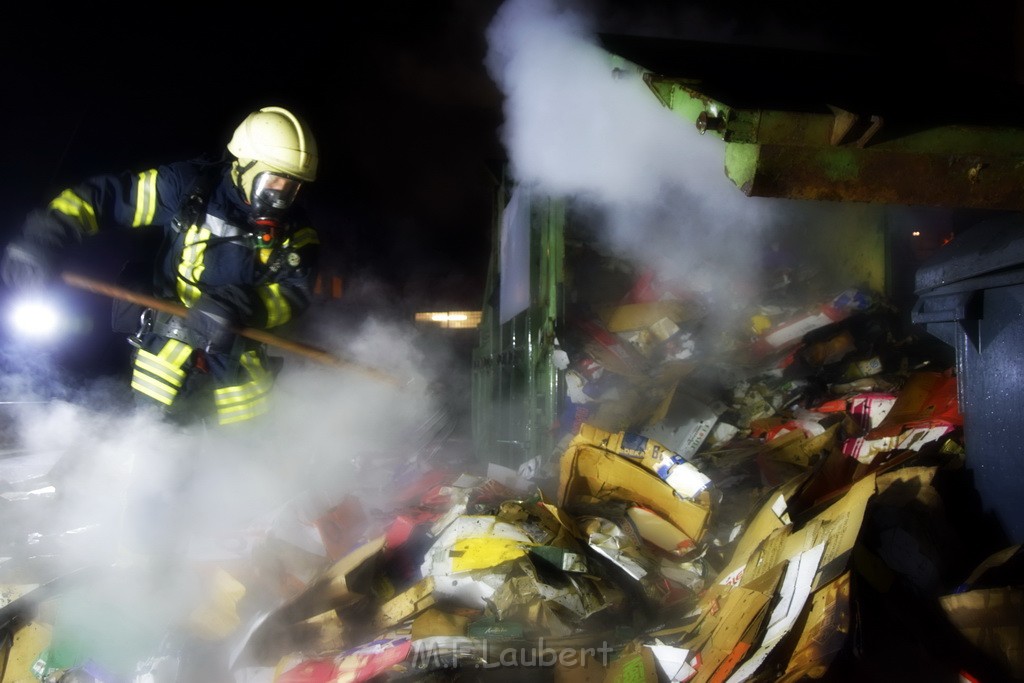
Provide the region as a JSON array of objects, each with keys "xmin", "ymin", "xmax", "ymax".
[
  {"xmin": 940, "ymin": 587, "xmax": 1024, "ymax": 679},
  {"xmin": 680, "ymin": 563, "xmax": 784, "ymax": 683},
  {"xmin": 559, "ymin": 431, "xmax": 712, "ymax": 547},
  {"xmin": 938, "ymin": 543, "xmax": 1024, "ymax": 680},
  {"xmin": 736, "ymin": 473, "xmax": 876, "ymax": 592},
  {"xmin": 576, "ymin": 424, "xmax": 713, "ymax": 500},
  {"xmin": 642, "ymin": 386, "xmax": 726, "ymax": 460},
  {"xmin": 236, "ymin": 534, "xmax": 387, "ymax": 666},
  {"xmin": 579, "ymin": 516, "xmax": 653, "ymax": 580},
  {"xmin": 410, "ymin": 608, "xmax": 468, "ymax": 640},
  {"xmin": 778, "ymin": 571, "xmax": 852, "ymax": 682},
  {"xmin": 627, "ymin": 505, "xmax": 698, "ymax": 557},
  {"xmin": 374, "ymin": 577, "xmax": 436, "ymax": 630},
  {"xmin": 5, "ymin": 232, "xmax": 1009, "ymax": 683},
  {"xmin": 599, "ymin": 301, "xmax": 701, "ymax": 334},
  {"xmin": 725, "ymin": 542, "xmax": 826, "ymax": 681}
]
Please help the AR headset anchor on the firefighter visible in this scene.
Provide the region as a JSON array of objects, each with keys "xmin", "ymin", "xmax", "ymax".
[{"xmin": 0, "ymin": 105, "xmax": 321, "ymax": 427}]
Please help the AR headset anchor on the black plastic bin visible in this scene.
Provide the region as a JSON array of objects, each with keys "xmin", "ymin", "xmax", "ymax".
[{"xmin": 913, "ymin": 216, "xmax": 1024, "ymax": 545}]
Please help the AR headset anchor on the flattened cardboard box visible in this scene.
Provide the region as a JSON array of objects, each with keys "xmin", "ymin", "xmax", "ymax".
[
  {"xmin": 558, "ymin": 441, "xmax": 712, "ymax": 546},
  {"xmin": 725, "ymin": 473, "xmax": 876, "ymax": 593},
  {"xmin": 685, "ymin": 564, "xmax": 783, "ymax": 683},
  {"xmin": 778, "ymin": 571, "xmax": 852, "ymax": 682}
]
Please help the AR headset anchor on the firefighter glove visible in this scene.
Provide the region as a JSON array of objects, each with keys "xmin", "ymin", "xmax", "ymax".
[
  {"xmin": 187, "ymin": 293, "xmax": 242, "ymax": 354},
  {"xmin": 0, "ymin": 240, "xmax": 58, "ymax": 290}
]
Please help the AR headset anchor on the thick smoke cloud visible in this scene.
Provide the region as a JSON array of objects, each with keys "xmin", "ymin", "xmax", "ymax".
[
  {"xmin": 484, "ymin": 0, "xmax": 799, "ymax": 316},
  {"xmin": 0, "ymin": 313, "xmax": 442, "ymax": 658}
]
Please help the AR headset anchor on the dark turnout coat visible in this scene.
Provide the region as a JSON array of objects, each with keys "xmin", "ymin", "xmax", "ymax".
[{"xmin": 19, "ymin": 155, "xmax": 320, "ymax": 424}]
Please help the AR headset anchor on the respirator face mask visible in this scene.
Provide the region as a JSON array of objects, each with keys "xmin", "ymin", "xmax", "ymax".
[
  {"xmin": 248, "ymin": 172, "xmax": 302, "ymax": 247},
  {"xmin": 251, "ymin": 172, "xmax": 302, "ymax": 219}
]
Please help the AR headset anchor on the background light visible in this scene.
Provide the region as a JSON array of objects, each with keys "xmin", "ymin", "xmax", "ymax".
[
  {"xmin": 415, "ymin": 310, "xmax": 482, "ymax": 329},
  {"xmin": 7, "ymin": 296, "xmax": 64, "ymax": 342}
]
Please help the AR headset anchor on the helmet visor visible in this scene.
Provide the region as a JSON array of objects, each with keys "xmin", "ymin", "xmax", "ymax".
[{"xmin": 252, "ymin": 172, "xmax": 302, "ymax": 212}]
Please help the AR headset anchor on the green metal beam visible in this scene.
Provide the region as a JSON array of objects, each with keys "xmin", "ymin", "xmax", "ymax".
[{"xmin": 639, "ymin": 71, "xmax": 1024, "ymax": 210}]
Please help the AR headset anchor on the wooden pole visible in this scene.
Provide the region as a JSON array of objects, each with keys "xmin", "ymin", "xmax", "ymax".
[{"xmin": 61, "ymin": 272, "xmax": 406, "ymax": 387}]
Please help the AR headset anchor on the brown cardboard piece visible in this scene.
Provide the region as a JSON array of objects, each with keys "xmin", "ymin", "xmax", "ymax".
[
  {"xmin": 374, "ymin": 576, "xmax": 436, "ymax": 630},
  {"xmin": 738, "ymin": 473, "xmax": 875, "ymax": 592},
  {"xmin": 688, "ymin": 470, "xmax": 874, "ymax": 681},
  {"xmin": 410, "ymin": 608, "xmax": 468, "ymax": 640},
  {"xmin": 764, "ymin": 422, "xmax": 842, "ymax": 469},
  {"xmin": 232, "ymin": 535, "xmax": 387, "ymax": 667},
  {"xmin": 940, "ymin": 587, "xmax": 1024, "ymax": 679},
  {"xmin": 558, "ymin": 441, "xmax": 711, "ymax": 545},
  {"xmin": 715, "ymin": 475, "xmax": 808, "ymax": 586},
  {"xmin": 938, "ymin": 543, "xmax": 1024, "ymax": 679},
  {"xmin": 686, "ymin": 564, "xmax": 784, "ymax": 683},
  {"xmin": 267, "ymin": 534, "xmax": 386, "ymax": 625},
  {"xmin": 778, "ymin": 571, "xmax": 852, "ymax": 682}
]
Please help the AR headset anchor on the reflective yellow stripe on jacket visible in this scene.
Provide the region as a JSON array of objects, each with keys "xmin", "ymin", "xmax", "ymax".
[{"xmin": 132, "ymin": 169, "xmax": 158, "ymax": 227}]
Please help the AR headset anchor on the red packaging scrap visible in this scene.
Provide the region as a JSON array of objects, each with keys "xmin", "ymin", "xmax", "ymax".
[
  {"xmin": 385, "ymin": 510, "xmax": 440, "ymax": 549},
  {"xmin": 390, "ymin": 469, "xmax": 465, "ymax": 510},
  {"xmin": 867, "ymin": 372, "xmax": 961, "ymax": 438},
  {"xmin": 848, "ymin": 393, "xmax": 897, "ymax": 430},
  {"xmin": 839, "ymin": 373, "xmax": 961, "ymax": 464},
  {"xmin": 572, "ymin": 317, "xmax": 646, "ymax": 376},
  {"xmin": 842, "ymin": 419, "xmax": 959, "ymax": 464},
  {"xmin": 333, "ymin": 635, "xmax": 412, "ymax": 682},
  {"xmin": 813, "ymin": 398, "xmax": 849, "ymax": 414},
  {"xmin": 315, "ymin": 496, "xmax": 368, "ymax": 562},
  {"xmin": 275, "ymin": 657, "xmax": 340, "ymax": 683}
]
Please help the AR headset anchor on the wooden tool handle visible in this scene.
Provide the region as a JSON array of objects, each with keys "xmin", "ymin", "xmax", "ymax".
[{"xmin": 61, "ymin": 271, "xmax": 405, "ymax": 386}]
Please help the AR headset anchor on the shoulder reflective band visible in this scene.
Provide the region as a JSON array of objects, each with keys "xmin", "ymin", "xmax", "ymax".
[{"xmin": 132, "ymin": 169, "xmax": 159, "ymax": 227}]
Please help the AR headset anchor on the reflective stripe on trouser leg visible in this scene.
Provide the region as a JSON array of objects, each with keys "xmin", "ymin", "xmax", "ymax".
[
  {"xmin": 213, "ymin": 350, "xmax": 273, "ymax": 425},
  {"xmin": 131, "ymin": 339, "xmax": 192, "ymax": 406}
]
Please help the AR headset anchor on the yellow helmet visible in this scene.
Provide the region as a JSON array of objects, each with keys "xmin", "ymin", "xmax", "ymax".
[{"xmin": 227, "ymin": 106, "xmax": 318, "ymax": 182}]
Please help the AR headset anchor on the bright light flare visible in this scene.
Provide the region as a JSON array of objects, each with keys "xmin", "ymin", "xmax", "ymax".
[
  {"xmin": 414, "ymin": 310, "xmax": 482, "ymax": 329},
  {"xmin": 7, "ymin": 296, "xmax": 63, "ymax": 341}
]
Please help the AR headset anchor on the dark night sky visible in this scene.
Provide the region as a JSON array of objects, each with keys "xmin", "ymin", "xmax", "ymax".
[{"xmin": 1, "ymin": 1, "xmax": 1022, "ymax": 375}]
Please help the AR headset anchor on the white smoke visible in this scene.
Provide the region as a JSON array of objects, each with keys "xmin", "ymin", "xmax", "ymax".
[
  {"xmin": 484, "ymin": 0, "xmax": 793, "ymax": 309},
  {"xmin": 0, "ymin": 313, "xmax": 442, "ymax": 666}
]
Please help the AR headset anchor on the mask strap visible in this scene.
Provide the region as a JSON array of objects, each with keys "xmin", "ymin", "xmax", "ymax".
[{"xmin": 233, "ymin": 160, "xmax": 259, "ymax": 203}]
